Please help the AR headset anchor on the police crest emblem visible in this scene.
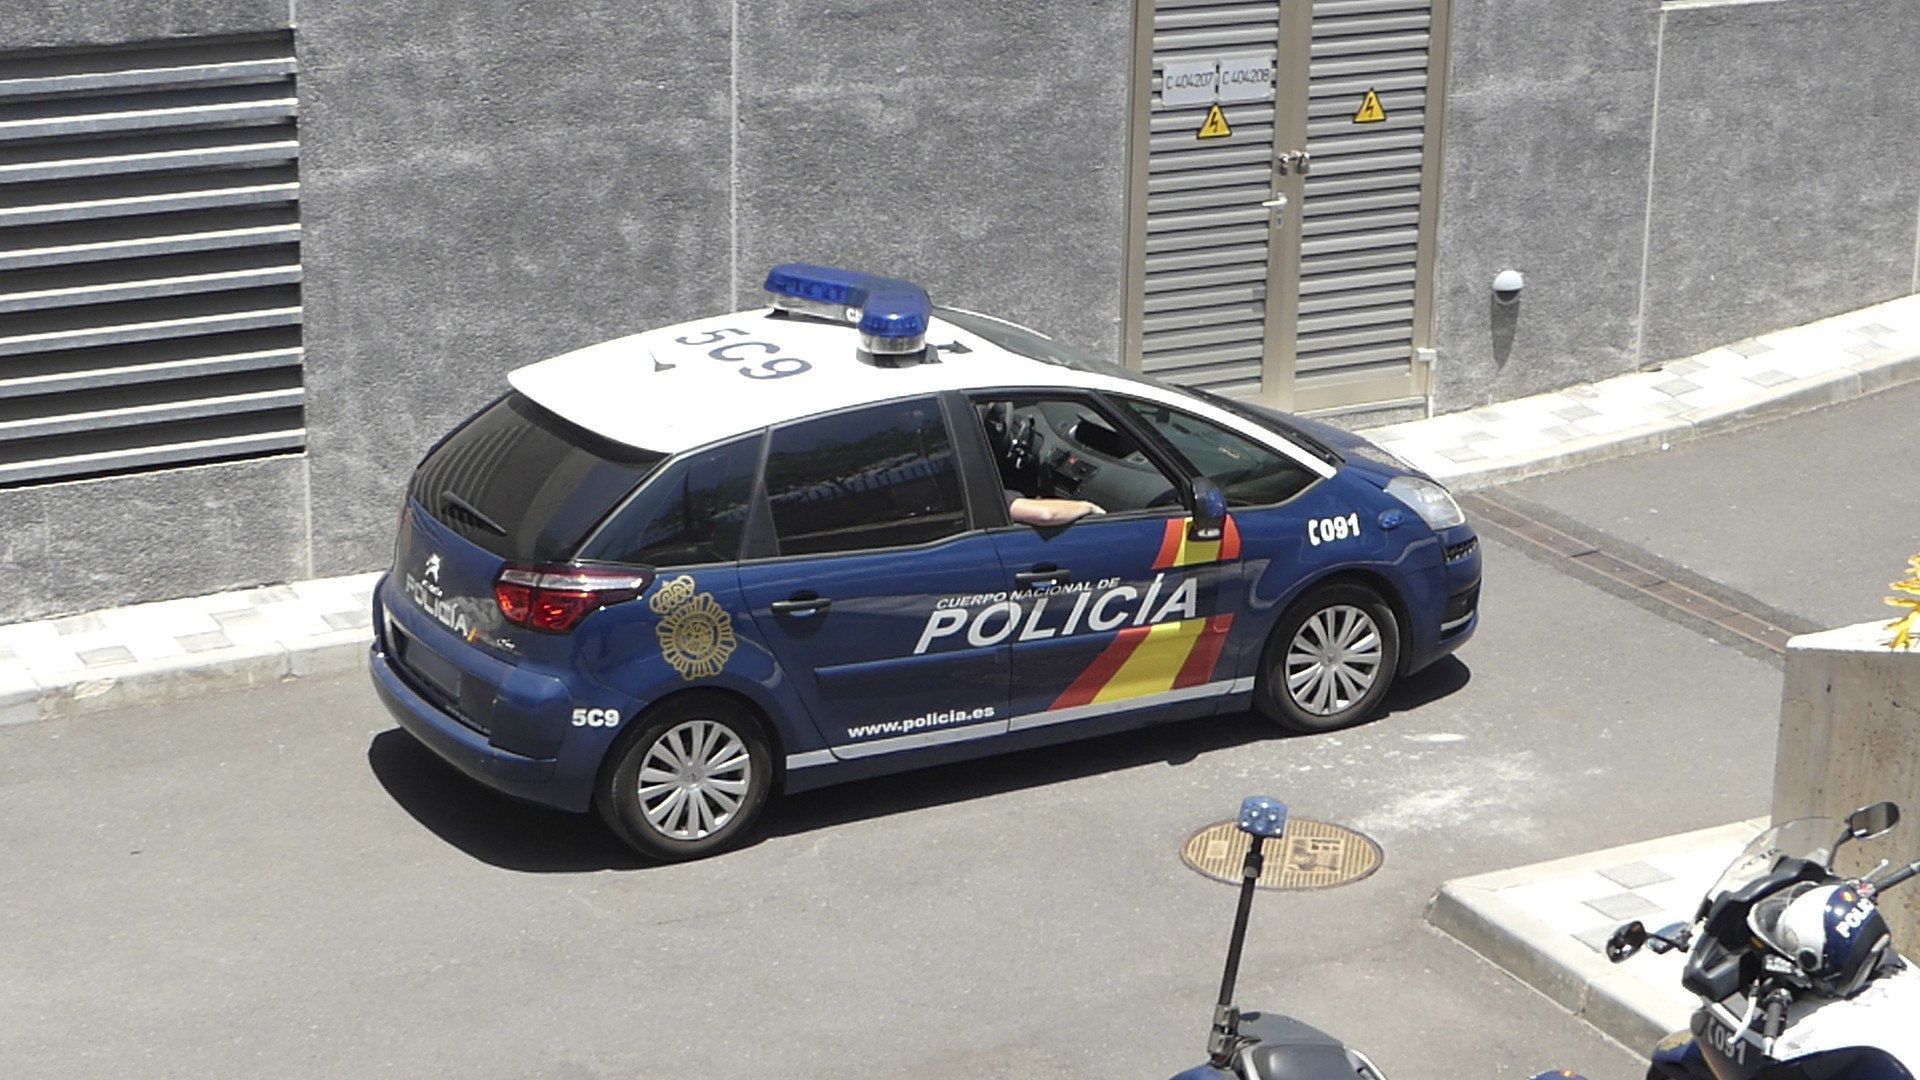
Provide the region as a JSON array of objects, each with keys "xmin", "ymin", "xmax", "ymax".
[{"xmin": 650, "ymin": 575, "xmax": 737, "ymax": 680}]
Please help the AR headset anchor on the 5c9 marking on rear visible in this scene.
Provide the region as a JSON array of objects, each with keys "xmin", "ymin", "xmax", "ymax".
[
  {"xmin": 654, "ymin": 327, "xmax": 813, "ymax": 381},
  {"xmin": 1308, "ymin": 513, "xmax": 1362, "ymax": 547},
  {"xmin": 572, "ymin": 708, "xmax": 621, "ymax": 728}
]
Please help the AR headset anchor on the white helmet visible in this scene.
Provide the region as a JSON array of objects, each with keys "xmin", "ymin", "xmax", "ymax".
[{"xmin": 1749, "ymin": 882, "xmax": 1891, "ymax": 998}]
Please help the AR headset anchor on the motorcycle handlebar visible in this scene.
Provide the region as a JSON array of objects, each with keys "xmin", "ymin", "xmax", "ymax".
[{"xmin": 1871, "ymin": 859, "xmax": 1920, "ymax": 892}]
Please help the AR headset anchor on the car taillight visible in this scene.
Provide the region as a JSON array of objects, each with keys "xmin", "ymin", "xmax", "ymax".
[{"xmin": 494, "ymin": 565, "xmax": 653, "ymax": 634}]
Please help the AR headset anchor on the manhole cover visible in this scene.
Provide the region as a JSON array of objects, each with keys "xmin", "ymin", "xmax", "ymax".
[{"xmin": 1180, "ymin": 817, "xmax": 1383, "ymax": 890}]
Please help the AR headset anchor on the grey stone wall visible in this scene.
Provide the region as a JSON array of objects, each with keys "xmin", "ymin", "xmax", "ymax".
[
  {"xmin": 0, "ymin": 458, "xmax": 310, "ymax": 620},
  {"xmin": 296, "ymin": 0, "xmax": 737, "ymax": 575},
  {"xmin": 1429, "ymin": 0, "xmax": 1660, "ymax": 408},
  {"xmin": 1639, "ymin": 0, "xmax": 1920, "ymax": 362},
  {"xmin": 0, "ymin": 0, "xmax": 287, "ymax": 50},
  {"xmin": 1430, "ymin": 0, "xmax": 1920, "ymax": 409},
  {"xmin": 733, "ymin": 0, "xmax": 1134, "ymax": 361}
]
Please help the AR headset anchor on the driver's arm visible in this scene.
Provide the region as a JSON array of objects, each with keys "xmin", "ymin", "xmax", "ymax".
[{"xmin": 1007, "ymin": 495, "xmax": 1105, "ymax": 526}]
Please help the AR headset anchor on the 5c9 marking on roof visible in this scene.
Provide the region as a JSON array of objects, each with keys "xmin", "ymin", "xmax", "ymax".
[
  {"xmin": 1308, "ymin": 513, "xmax": 1362, "ymax": 547},
  {"xmin": 652, "ymin": 327, "xmax": 813, "ymax": 380}
]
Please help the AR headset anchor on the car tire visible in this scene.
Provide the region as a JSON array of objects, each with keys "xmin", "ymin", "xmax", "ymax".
[
  {"xmin": 595, "ymin": 694, "xmax": 774, "ymax": 862},
  {"xmin": 1254, "ymin": 581, "xmax": 1401, "ymax": 734}
]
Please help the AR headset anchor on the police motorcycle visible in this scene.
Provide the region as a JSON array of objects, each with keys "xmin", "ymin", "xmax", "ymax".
[
  {"xmin": 1606, "ymin": 801, "xmax": 1920, "ymax": 1080},
  {"xmin": 1170, "ymin": 796, "xmax": 1586, "ymax": 1080}
]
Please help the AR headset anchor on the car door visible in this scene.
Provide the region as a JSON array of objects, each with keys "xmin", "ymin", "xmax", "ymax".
[
  {"xmin": 1105, "ymin": 392, "xmax": 1331, "ymax": 689},
  {"xmin": 736, "ymin": 396, "xmax": 1011, "ymax": 760},
  {"xmin": 967, "ymin": 391, "xmax": 1246, "ymax": 729}
]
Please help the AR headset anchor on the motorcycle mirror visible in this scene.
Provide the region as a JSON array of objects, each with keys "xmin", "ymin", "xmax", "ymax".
[
  {"xmin": 1237, "ymin": 796, "xmax": 1288, "ymax": 839},
  {"xmin": 1846, "ymin": 801, "xmax": 1900, "ymax": 842},
  {"xmin": 1606, "ymin": 921, "xmax": 1647, "ymax": 963}
]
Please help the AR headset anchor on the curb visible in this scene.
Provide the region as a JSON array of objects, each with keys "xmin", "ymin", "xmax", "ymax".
[
  {"xmin": 1429, "ymin": 349, "xmax": 1920, "ymax": 492},
  {"xmin": 1424, "ymin": 819, "xmax": 1767, "ymax": 1053},
  {"xmin": 0, "ymin": 632, "xmax": 370, "ymax": 728}
]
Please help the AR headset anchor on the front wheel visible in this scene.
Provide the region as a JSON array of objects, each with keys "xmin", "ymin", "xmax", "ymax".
[
  {"xmin": 1255, "ymin": 582, "xmax": 1401, "ymax": 733},
  {"xmin": 596, "ymin": 695, "xmax": 773, "ymax": 862}
]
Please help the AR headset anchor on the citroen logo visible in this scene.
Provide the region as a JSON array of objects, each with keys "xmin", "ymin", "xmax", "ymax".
[{"xmin": 424, "ymin": 553, "xmax": 442, "ymax": 584}]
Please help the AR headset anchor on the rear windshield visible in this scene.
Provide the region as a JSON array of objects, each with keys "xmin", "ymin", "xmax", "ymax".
[{"xmin": 408, "ymin": 392, "xmax": 665, "ymax": 561}]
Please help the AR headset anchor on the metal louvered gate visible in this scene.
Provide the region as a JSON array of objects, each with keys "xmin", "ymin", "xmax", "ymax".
[
  {"xmin": 1124, "ymin": 0, "xmax": 1449, "ymax": 416},
  {"xmin": 0, "ymin": 33, "xmax": 302, "ymax": 487}
]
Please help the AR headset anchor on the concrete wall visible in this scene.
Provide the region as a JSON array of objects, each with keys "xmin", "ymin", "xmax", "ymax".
[
  {"xmin": 733, "ymin": 0, "xmax": 1133, "ymax": 361},
  {"xmin": 1430, "ymin": 0, "xmax": 1920, "ymax": 410},
  {"xmin": 296, "ymin": 0, "xmax": 737, "ymax": 575},
  {"xmin": 1773, "ymin": 622, "xmax": 1920, "ymax": 956},
  {"xmin": 0, "ymin": 0, "xmax": 288, "ymax": 49}
]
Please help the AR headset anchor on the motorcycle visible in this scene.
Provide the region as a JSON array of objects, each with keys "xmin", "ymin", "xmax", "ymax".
[
  {"xmin": 1169, "ymin": 796, "xmax": 1586, "ymax": 1080},
  {"xmin": 1606, "ymin": 801, "xmax": 1920, "ymax": 1080}
]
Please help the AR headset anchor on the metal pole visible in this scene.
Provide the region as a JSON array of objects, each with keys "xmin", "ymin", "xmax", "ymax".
[{"xmin": 1209, "ymin": 834, "xmax": 1267, "ymax": 1065}]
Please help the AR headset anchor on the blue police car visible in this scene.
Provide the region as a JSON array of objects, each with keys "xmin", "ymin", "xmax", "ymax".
[{"xmin": 369, "ymin": 265, "xmax": 1481, "ymax": 860}]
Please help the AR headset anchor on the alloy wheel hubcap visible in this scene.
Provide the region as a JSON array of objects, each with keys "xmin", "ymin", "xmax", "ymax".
[
  {"xmin": 637, "ymin": 720, "xmax": 751, "ymax": 840},
  {"xmin": 1284, "ymin": 604, "xmax": 1382, "ymax": 717}
]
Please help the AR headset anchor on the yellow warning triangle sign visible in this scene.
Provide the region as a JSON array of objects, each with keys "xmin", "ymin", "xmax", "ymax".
[
  {"xmin": 1196, "ymin": 103, "xmax": 1232, "ymax": 140},
  {"xmin": 1352, "ymin": 88, "xmax": 1387, "ymax": 124}
]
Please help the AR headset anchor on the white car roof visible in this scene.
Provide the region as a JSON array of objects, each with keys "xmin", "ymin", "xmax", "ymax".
[{"xmin": 508, "ymin": 308, "xmax": 1334, "ymax": 478}]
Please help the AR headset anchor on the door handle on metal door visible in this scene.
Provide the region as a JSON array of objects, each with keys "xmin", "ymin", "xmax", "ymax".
[
  {"xmin": 1262, "ymin": 193, "xmax": 1289, "ymax": 210},
  {"xmin": 770, "ymin": 592, "xmax": 832, "ymax": 616},
  {"xmin": 1014, "ymin": 565, "xmax": 1072, "ymax": 588}
]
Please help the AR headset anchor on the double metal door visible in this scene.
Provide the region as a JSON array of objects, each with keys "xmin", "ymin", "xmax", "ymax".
[{"xmin": 1125, "ymin": 0, "xmax": 1450, "ymax": 416}]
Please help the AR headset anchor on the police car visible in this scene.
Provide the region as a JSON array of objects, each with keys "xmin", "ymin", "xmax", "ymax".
[{"xmin": 369, "ymin": 264, "xmax": 1481, "ymax": 860}]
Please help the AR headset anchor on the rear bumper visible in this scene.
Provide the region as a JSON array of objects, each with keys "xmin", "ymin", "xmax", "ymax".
[{"xmin": 369, "ymin": 641, "xmax": 583, "ymax": 809}]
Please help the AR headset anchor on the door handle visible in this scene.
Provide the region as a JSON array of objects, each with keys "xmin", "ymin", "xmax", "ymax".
[
  {"xmin": 1262, "ymin": 193, "xmax": 1289, "ymax": 210},
  {"xmin": 1015, "ymin": 565, "xmax": 1072, "ymax": 588},
  {"xmin": 770, "ymin": 592, "xmax": 832, "ymax": 616}
]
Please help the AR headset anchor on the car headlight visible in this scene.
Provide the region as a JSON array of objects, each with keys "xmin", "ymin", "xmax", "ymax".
[{"xmin": 1384, "ymin": 475, "xmax": 1465, "ymax": 531}]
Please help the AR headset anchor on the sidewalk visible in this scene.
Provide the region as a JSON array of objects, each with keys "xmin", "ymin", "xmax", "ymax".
[
  {"xmin": 1427, "ymin": 819, "xmax": 1769, "ymax": 1053},
  {"xmin": 3, "ymin": 293, "xmax": 1918, "ymax": 725}
]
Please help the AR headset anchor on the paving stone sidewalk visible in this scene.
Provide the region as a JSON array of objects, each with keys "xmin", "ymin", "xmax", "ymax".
[
  {"xmin": 3, "ymin": 293, "xmax": 1918, "ymax": 725},
  {"xmin": 1428, "ymin": 819, "xmax": 1769, "ymax": 1054}
]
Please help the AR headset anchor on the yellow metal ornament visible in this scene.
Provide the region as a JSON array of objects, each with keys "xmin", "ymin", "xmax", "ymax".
[
  {"xmin": 1886, "ymin": 554, "xmax": 1920, "ymax": 651},
  {"xmin": 650, "ymin": 574, "xmax": 738, "ymax": 679}
]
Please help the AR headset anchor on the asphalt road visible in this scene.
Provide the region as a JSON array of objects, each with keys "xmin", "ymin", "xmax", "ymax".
[
  {"xmin": 9, "ymin": 386, "xmax": 1911, "ymax": 1080},
  {"xmin": 1, "ymin": 544, "xmax": 1781, "ymax": 1080},
  {"xmin": 1505, "ymin": 379, "xmax": 1920, "ymax": 630}
]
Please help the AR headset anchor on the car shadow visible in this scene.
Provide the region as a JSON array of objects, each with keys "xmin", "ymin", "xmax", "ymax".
[{"xmin": 367, "ymin": 656, "xmax": 1471, "ymax": 873}]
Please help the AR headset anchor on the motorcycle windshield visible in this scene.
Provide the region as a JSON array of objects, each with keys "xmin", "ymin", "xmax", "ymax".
[{"xmin": 1709, "ymin": 817, "xmax": 1842, "ymax": 897}]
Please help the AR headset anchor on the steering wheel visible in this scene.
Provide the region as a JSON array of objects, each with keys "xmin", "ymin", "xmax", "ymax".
[{"xmin": 1006, "ymin": 414, "xmax": 1038, "ymax": 478}]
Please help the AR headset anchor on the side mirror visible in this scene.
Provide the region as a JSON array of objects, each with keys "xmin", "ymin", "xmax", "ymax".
[
  {"xmin": 1190, "ymin": 478, "xmax": 1227, "ymax": 541},
  {"xmin": 1606, "ymin": 921, "xmax": 1647, "ymax": 963},
  {"xmin": 1237, "ymin": 795, "xmax": 1288, "ymax": 839},
  {"xmin": 1847, "ymin": 801, "xmax": 1900, "ymax": 842}
]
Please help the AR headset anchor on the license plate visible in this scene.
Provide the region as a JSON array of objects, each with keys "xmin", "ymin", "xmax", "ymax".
[{"xmin": 396, "ymin": 626, "xmax": 462, "ymax": 701}]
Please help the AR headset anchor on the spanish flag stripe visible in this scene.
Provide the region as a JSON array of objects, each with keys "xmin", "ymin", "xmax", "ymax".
[
  {"xmin": 1172, "ymin": 614, "xmax": 1235, "ymax": 689},
  {"xmin": 1051, "ymin": 625, "xmax": 1153, "ymax": 710},
  {"xmin": 1220, "ymin": 516, "xmax": 1242, "ymax": 561},
  {"xmin": 1151, "ymin": 519, "xmax": 1185, "ymax": 569},
  {"xmin": 1090, "ymin": 616, "xmax": 1209, "ymax": 705}
]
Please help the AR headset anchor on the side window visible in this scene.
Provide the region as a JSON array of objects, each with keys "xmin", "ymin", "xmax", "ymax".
[
  {"xmin": 974, "ymin": 395, "xmax": 1183, "ymax": 513},
  {"xmin": 1114, "ymin": 397, "xmax": 1317, "ymax": 507},
  {"xmin": 578, "ymin": 435, "xmax": 762, "ymax": 566},
  {"xmin": 763, "ymin": 398, "xmax": 968, "ymax": 557}
]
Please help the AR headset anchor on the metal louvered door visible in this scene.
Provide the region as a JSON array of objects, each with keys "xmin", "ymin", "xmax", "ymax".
[
  {"xmin": 0, "ymin": 33, "xmax": 302, "ymax": 488},
  {"xmin": 1126, "ymin": 0, "xmax": 1448, "ymax": 416},
  {"xmin": 1291, "ymin": 0, "xmax": 1445, "ymax": 414}
]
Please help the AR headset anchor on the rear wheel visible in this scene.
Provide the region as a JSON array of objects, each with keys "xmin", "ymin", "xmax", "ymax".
[
  {"xmin": 596, "ymin": 695, "xmax": 773, "ymax": 862},
  {"xmin": 1255, "ymin": 582, "xmax": 1400, "ymax": 733}
]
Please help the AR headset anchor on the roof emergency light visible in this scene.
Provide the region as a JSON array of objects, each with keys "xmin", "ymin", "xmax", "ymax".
[{"xmin": 763, "ymin": 263, "xmax": 931, "ymax": 357}]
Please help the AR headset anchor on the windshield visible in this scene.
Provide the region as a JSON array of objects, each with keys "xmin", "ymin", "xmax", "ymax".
[
  {"xmin": 1709, "ymin": 817, "xmax": 1842, "ymax": 898},
  {"xmin": 934, "ymin": 307, "xmax": 1173, "ymax": 391}
]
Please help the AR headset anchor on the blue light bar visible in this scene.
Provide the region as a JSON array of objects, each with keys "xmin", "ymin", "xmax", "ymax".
[{"xmin": 763, "ymin": 263, "xmax": 932, "ymax": 356}]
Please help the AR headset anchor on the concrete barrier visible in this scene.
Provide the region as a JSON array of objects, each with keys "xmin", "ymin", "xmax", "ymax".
[{"xmin": 1772, "ymin": 621, "xmax": 1920, "ymax": 949}]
